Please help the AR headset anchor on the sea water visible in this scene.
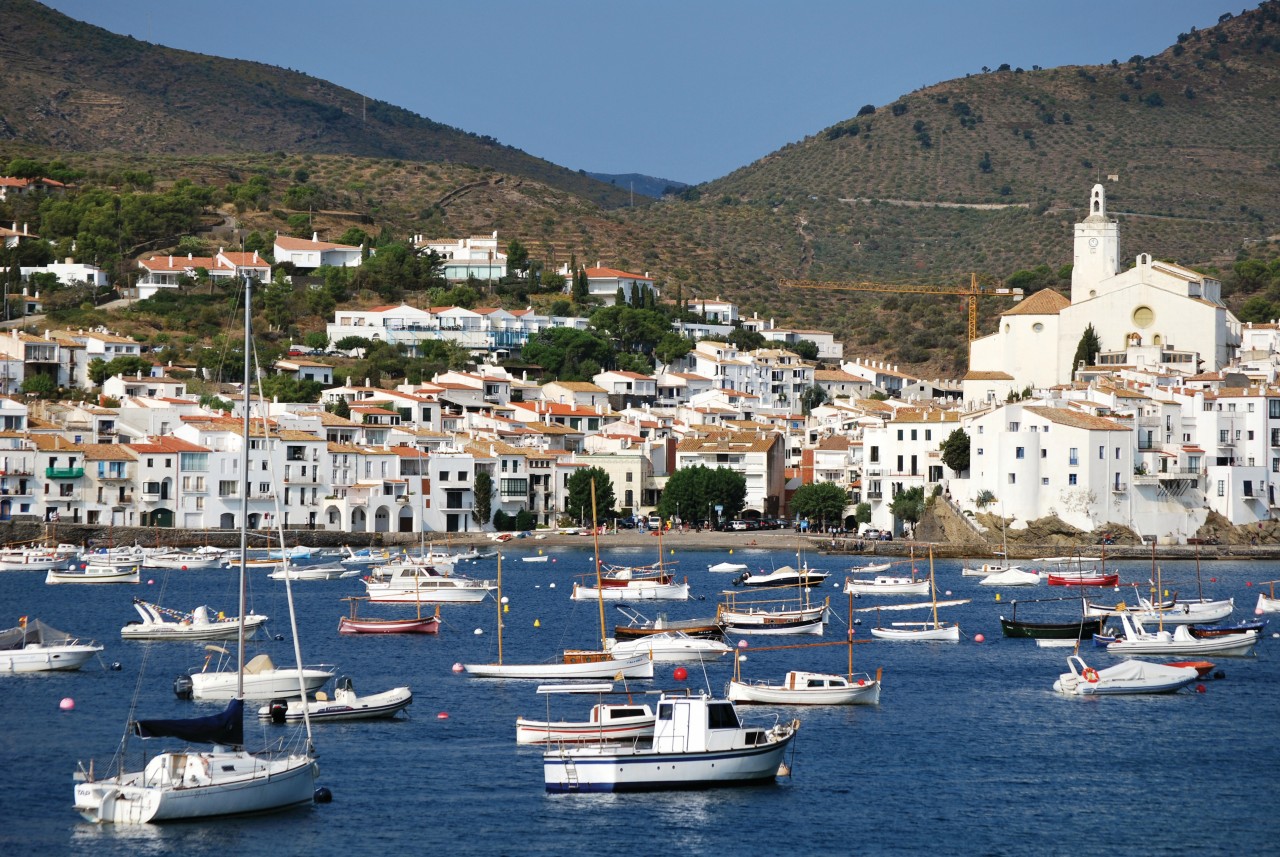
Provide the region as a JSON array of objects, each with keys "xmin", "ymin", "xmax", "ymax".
[{"xmin": 3, "ymin": 546, "xmax": 1278, "ymax": 855}]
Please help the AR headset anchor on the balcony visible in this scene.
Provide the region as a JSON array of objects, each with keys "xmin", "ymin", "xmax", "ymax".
[
  {"xmin": 98, "ymin": 471, "xmax": 131, "ymax": 481},
  {"xmin": 45, "ymin": 467, "xmax": 84, "ymax": 479},
  {"xmin": 1111, "ymin": 482, "xmax": 1127, "ymax": 493},
  {"xmin": 867, "ymin": 490, "xmax": 884, "ymax": 499}
]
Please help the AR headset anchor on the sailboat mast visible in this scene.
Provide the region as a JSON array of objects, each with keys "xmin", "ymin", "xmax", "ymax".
[
  {"xmin": 496, "ymin": 550, "xmax": 504, "ymax": 665},
  {"xmin": 590, "ymin": 480, "xmax": 606, "ymax": 651},
  {"xmin": 929, "ymin": 546, "xmax": 939, "ymax": 629},
  {"xmin": 236, "ymin": 275, "xmax": 251, "ymax": 699}
]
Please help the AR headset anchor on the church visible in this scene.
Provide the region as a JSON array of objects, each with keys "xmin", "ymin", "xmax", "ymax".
[{"xmin": 963, "ymin": 185, "xmax": 1242, "ymax": 403}]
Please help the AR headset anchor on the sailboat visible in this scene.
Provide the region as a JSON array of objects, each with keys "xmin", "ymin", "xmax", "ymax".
[
  {"xmin": 73, "ymin": 275, "xmax": 320, "ymax": 824},
  {"xmin": 462, "ymin": 480, "xmax": 654, "ymax": 679},
  {"xmin": 727, "ymin": 592, "xmax": 882, "ymax": 705},
  {"xmin": 571, "ymin": 521, "xmax": 689, "ymax": 601},
  {"xmin": 867, "ymin": 546, "xmax": 964, "ymax": 641}
]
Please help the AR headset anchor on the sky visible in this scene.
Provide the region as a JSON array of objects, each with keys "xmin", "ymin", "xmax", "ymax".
[{"xmin": 43, "ymin": 0, "xmax": 1241, "ymax": 185}]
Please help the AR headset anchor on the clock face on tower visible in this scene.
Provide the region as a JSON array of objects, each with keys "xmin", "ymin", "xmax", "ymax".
[{"xmin": 1088, "ymin": 237, "xmax": 1099, "ymax": 250}]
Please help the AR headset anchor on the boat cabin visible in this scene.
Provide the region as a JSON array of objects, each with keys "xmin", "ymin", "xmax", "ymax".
[
  {"xmin": 652, "ymin": 693, "xmax": 767, "ymax": 753},
  {"xmin": 784, "ymin": 670, "xmax": 852, "ymax": 690}
]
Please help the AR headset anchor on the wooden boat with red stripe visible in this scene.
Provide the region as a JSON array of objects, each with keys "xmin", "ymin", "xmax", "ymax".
[{"xmin": 338, "ymin": 597, "xmax": 440, "ymax": 634}]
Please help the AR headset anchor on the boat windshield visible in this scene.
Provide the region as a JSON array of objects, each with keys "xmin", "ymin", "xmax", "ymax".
[{"xmin": 707, "ymin": 702, "xmax": 740, "ymax": 730}]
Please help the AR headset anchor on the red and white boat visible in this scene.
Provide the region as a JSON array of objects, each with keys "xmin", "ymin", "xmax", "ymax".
[{"xmin": 338, "ymin": 597, "xmax": 440, "ymax": 634}]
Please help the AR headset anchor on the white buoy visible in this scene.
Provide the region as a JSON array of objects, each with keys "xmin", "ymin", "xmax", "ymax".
[
  {"xmin": 549, "ymin": 583, "xmax": 556, "ymax": 589},
  {"xmin": 500, "ymin": 596, "xmax": 509, "ymax": 604},
  {"xmin": 473, "ymin": 628, "xmax": 484, "ymax": 636}
]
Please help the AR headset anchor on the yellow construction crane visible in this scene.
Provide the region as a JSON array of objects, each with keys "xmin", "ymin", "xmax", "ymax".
[{"xmin": 780, "ymin": 273, "xmax": 1023, "ymax": 341}]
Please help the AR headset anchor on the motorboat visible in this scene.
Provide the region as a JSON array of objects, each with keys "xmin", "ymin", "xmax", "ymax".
[
  {"xmin": 46, "ymin": 563, "xmax": 140, "ymax": 585},
  {"xmin": 542, "ymin": 689, "xmax": 799, "ymax": 792},
  {"xmin": 844, "ymin": 574, "xmax": 928, "ymax": 596},
  {"xmin": 121, "ymin": 598, "xmax": 269, "ymax": 642},
  {"xmin": 0, "ymin": 548, "xmax": 68, "ymax": 572},
  {"xmin": 338, "ymin": 598, "xmax": 440, "ymax": 635},
  {"xmin": 79, "ymin": 545, "xmax": 148, "ymax": 569},
  {"xmin": 267, "ymin": 562, "xmax": 356, "ymax": 581},
  {"xmin": 708, "ymin": 562, "xmax": 748, "ymax": 574},
  {"xmin": 728, "ymin": 669, "xmax": 881, "ymax": 706},
  {"xmin": 1053, "ymin": 654, "xmax": 1200, "ymax": 696},
  {"xmin": 607, "ymin": 631, "xmax": 731, "ymax": 663},
  {"xmin": 732, "ymin": 565, "xmax": 829, "ymax": 589},
  {"xmin": 0, "ymin": 617, "xmax": 102, "ymax": 672},
  {"xmin": 259, "ymin": 677, "xmax": 412, "ymax": 722},
  {"xmin": 1104, "ymin": 611, "xmax": 1259, "ymax": 657},
  {"xmin": 849, "ymin": 562, "xmax": 892, "ymax": 574},
  {"xmin": 73, "ymin": 275, "xmax": 319, "ymax": 825},
  {"xmin": 362, "ymin": 561, "xmax": 495, "ymax": 603},
  {"xmin": 612, "ymin": 603, "xmax": 725, "ymax": 641},
  {"xmin": 977, "ymin": 567, "xmax": 1041, "ymax": 587},
  {"xmin": 516, "ymin": 683, "xmax": 656, "ymax": 745},
  {"xmin": 1086, "ymin": 593, "xmax": 1234, "ymax": 625},
  {"xmin": 341, "ymin": 546, "xmax": 393, "ymax": 566},
  {"xmin": 180, "ymin": 648, "xmax": 335, "ymax": 701},
  {"xmin": 1190, "ymin": 619, "xmax": 1267, "ymax": 639}
]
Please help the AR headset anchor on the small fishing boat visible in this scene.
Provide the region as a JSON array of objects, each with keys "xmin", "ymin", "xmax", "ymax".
[
  {"xmin": 1086, "ymin": 592, "xmax": 1234, "ymax": 625},
  {"xmin": 611, "ymin": 604, "xmax": 725, "ymax": 641},
  {"xmin": 571, "ymin": 576, "xmax": 690, "ymax": 601},
  {"xmin": 259, "ymin": 677, "xmax": 412, "ymax": 722},
  {"xmin": 142, "ymin": 550, "xmax": 225, "ymax": 571},
  {"xmin": 542, "ymin": 689, "xmax": 799, "ymax": 792},
  {"xmin": 607, "ymin": 631, "xmax": 731, "ymax": 663},
  {"xmin": 1256, "ymin": 580, "xmax": 1280, "ymax": 614},
  {"xmin": 1188, "ymin": 619, "xmax": 1266, "ymax": 639},
  {"xmin": 844, "ymin": 574, "xmax": 928, "ymax": 596},
  {"xmin": 708, "ymin": 561, "xmax": 748, "ymax": 574},
  {"xmin": 999, "ymin": 597, "xmax": 1104, "ymax": 640},
  {"xmin": 727, "ymin": 669, "xmax": 881, "ymax": 706},
  {"xmin": 850, "ymin": 562, "xmax": 892, "ymax": 574},
  {"xmin": 868, "ymin": 547, "xmax": 960, "ymax": 642},
  {"xmin": 46, "ymin": 563, "xmax": 140, "ymax": 585},
  {"xmin": 121, "ymin": 598, "xmax": 269, "ymax": 642},
  {"xmin": 338, "ymin": 597, "xmax": 440, "ymax": 635},
  {"xmin": 717, "ymin": 593, "xmax": 827, "ymax": 636},
  {"xmin": 516, "ymin": 683, "xmax": 656, "ymax": 745},
  {"xmin": 1052, "ymin": 654, "xmax": 1200, "ymax": 696},
  {"xmin": 0, "ymin": 548, "xmax": 68, "ymax": 572},
  {"xmin": 522, "ymin": 555, "xmax": 550, "ymax": 563},
  {"xmin": 0, "ymin": 617, "xmax": 102, "ymax": 672},
  {"xmin": 1046, "ymin": 572, "xmax": 1119, "ymax": 587}
]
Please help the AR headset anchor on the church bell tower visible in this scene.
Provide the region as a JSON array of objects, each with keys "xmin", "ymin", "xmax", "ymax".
[{"xmin": 1071, "ymin": 184, "xmax": 1121, "ymax": 304}]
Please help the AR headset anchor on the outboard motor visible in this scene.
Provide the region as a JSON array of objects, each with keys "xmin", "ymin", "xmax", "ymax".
[
  {"xmin": 173, "ymin": 674, "xmax": 194, "ymax": 700},
  {"xmin": 268, "ymin": 699, "xmax": 290, "ymax": 724}
]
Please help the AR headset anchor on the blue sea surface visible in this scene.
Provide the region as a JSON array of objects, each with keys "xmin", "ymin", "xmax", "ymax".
[{"xmin": 3, "ymin": 544, "xmax": 1279, "ymax": 855}]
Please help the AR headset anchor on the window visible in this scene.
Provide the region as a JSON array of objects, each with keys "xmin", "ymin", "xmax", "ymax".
[
  {"xmin": 925, "ymin": 430, "xmax": 932, "ymax": 441},
  {"xmin": 1069, "ymin": 448, "xmax": 1079, "ymax": 466},
  {"xmin": 179, "ymin": 453, "xmax": 209, "ymax": 471},
  {"xmin": 1098, "ymin": 446, "xmax": 1105, "ymax": 460},
  {"xmin": 1069, "ymin": 474, "xmax": 1078, "ymax": 486},
  {"xmin": 626, "ymin": 472, "xmax": 633, "ymax": 482},
  {"xmin": 896, "ymin": 430, "xmax": 904, "ymax": 441},
  {"xmin": 440, "ymin": 471, "xmax": 449, "ymax": 482},
  {"xmin": 1270, "ymin": 400, "xmax": 1280, "ymax": 419},
  {"xmin": 910, "ymin": 429, "xmax": 917, "ymax": 441},
  {"xmin": 1217, "ymin": 480, "xmax": 1225, "ymax": 497},
  {"xmin": 457, "ymin": 471, "xmax": 468, "ymax": 482},
  {"xmin": 1249, "ymin": 431, "xmax": 1255, "ymax": 441},
  {"xmin": 1041, "ymin": 477, "xmax": 1049, "ymax": 485},
  {"xmin": 1115, "ymin": 447, "xmax": 1121, "ymax": 460},
  {"xmin": 1041, "ymin": 449, "xmax": 1047, "ymax": 459},
  {"xmin": 1219, "ymin": 430, "xmax": 1229, "ymax": 443},
  {"xmin": 870, "ymin": 446, "xmax": 880, "ymax": 464},
  {"xmin": 1008, "ymin": 422, "xmax": 1020, "ymax": 432},
  {"xmin": 1008, "ymin": 473, "xmax": 1016, "ymax": 484},
  {"xmin": 1016, "ymin": 447, "xmax": 1025, "ymax": 459},
  {"xmin": 976, "ymin": 448, "xmax": 983, "ymax": 456}
]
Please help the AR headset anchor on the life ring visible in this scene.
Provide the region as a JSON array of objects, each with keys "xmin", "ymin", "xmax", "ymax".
[{"xmin": 1082, "ymin": 667, "xmax": 1100, "ymax": 683}]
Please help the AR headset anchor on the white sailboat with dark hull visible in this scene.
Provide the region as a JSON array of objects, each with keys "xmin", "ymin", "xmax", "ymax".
[{"xmin": 73, "ymin": 276, "xmax": 320, "ymax": 824}]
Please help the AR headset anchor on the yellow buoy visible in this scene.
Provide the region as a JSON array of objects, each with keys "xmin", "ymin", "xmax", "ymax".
[
  {"xmin": 729, "ymin": 549, "xmax": 734, "ymax": 554},
  {"xmin": 995, "ymin": 593, "xmax": 1001, "ymax": 602},
  {"xmin": 670, "ymin": 549, "xmax": 674, "ymax": 555},
  {"xmin": 503, "ymin": 603, "xmax": 509, "ymax": 613},
  {"xmin": 534, "ymin": 619, "xmax": 541, "ymax": 627}
]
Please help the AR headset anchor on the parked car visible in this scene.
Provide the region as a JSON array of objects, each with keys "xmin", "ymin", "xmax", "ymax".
[
  {"xmin": 728, "ymin": 520, "xmax": 749, "ymax": 531},
  {"xmin": 647, "ymin": 515, "xmax": 663, "ymax": 530}
]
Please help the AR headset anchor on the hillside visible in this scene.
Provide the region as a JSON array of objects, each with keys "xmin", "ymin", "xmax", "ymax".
[
  {"xmin": 0, "ymin": 0, "xmax": 633, "ymax": 209},
  {"xmin": 2, "ymin": 3, "xmax": 1280, "ymax": 376}
]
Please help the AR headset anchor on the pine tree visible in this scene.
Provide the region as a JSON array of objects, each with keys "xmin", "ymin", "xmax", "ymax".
[{"xmin": 1072, "ymin": 324, "xmax": 1102, "ymax": 375}]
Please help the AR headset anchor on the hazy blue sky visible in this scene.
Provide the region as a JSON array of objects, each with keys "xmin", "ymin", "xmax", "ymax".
[{"xmin": 44, "ymin": 0, "xmax": 1238, "ymax": 184}]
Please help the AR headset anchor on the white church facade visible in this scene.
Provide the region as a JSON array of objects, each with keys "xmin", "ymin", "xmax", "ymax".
[{"xmin": 965, "ymin": 185, "xmax": 1241, "ymax": 403}]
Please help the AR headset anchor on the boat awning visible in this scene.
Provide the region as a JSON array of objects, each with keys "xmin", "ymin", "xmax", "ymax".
[{"xmin": 536, "ymin": 683, "xmax": 614, "ymax": 694}]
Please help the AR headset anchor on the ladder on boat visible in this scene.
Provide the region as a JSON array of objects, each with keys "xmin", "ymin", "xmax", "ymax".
[{"xmin": 561, "ymin": 750, "xmax": 580, "ymax": 792}]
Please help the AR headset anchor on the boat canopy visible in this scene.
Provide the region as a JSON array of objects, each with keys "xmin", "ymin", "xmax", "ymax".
[
  {"xmin": 134, "ymin": 699, "xmax": 244, "ymax": 745},
  {"xmin": 0, "ymin": 618, "xmax": 76, "ymax": 650}
]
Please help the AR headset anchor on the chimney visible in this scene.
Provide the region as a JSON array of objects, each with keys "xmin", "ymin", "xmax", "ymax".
[
  {"xmin": 313, "ymin": 232, "xmax": 319, "ymax": 242},
  {"xmin": 168, "ymin": 255, "xmax": 173, "ymax": 266}
]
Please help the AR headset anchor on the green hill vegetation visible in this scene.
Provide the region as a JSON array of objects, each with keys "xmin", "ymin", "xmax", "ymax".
[{"xmin": 2, "ymin": 1, "xmax": 1280, "ymax": 378}]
